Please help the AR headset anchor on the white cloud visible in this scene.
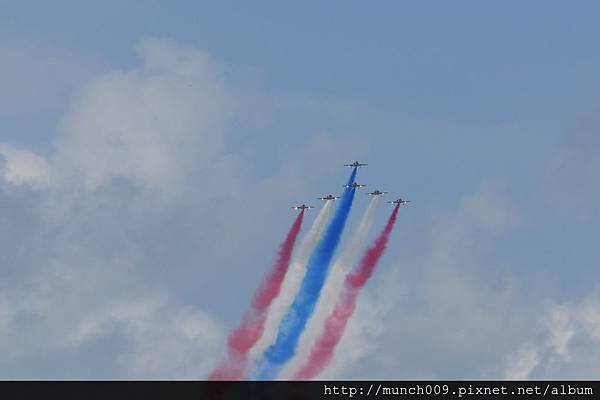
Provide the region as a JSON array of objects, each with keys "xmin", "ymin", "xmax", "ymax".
[
  {"xmin": 503, "ymin": 289, "xmax": 600, "ymax": 379},
  {"xmin": 0, "ymin": 38, "xmax": 240, "ymax": 377},
  {"xmin": 545, "ymin": 305, "xmax": 575, "ymax": 359},
  {"xmin": 0, "ymin": 144, "xmax": 49, "ymax": 188},
  {"xmin": 505, "ymin": 345, "xmax": 541, "ymax": 380},
  {"xmin": 53, "ymin": 38, "xmax": 234, "ymax": 194},
  {"xmin": 64, "ymin": 296, "xmax": 222, "ymax": 378}
]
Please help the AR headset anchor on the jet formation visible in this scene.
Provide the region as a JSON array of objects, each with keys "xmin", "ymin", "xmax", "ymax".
[{"xmin": 292, "ymin": 161, "xmax": 410, "ymax": 211}]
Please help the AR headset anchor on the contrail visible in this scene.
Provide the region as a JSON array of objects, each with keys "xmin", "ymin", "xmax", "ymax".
[
  {"xmin": 292, "ymin": 204, "xmax": 400, "ymax": 380},
  {"xmin": 281, "ymin": 195, "xmax": 379, "ymax": 378},
  {"xmin": 249, "ymin": 201, "xmax": 333, "ymax": 369},
  {"xmin": 252, "ymin": 168, "xmax": 358, "ymax": 380},
  {"xmin": 208, "ymin": 210, "xmax": 305, "ymax": 380}
]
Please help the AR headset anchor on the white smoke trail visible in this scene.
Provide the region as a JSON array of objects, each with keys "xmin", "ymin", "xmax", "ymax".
[
  {"xmin": 280, "ymin": 196, "xmax": 379, "ymax": 378},
  {"xmin": 248, "ymin": 201, "xmax": 333, "ymax": 365}
]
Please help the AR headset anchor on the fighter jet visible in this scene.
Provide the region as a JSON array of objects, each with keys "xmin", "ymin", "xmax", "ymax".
[
  {"xmin": 344, "ymin": 161, "xmax": 368, "ymax": 168},
  {"xmin": 367, "ymin": 190, "xmax": 388, "ymax": 196},
  {"xmin": 388, "ymin": 198, "xmax": 411, "ymax": 205},
  {"xmin": 317, "ymin": 194, "xmax": 341, "ymax": 201},
  {"xmin": 343, "ymin": 182, "xmax": 366, "ymax": 189},
  {"xmin": 292, "ymin": 204, "xmax": 314, "ymax": 211}
]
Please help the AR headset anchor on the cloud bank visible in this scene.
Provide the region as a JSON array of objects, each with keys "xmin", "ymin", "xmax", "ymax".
[{"xmin": 2, "ymin": 37, "xmax": 600, "ymax": 380}]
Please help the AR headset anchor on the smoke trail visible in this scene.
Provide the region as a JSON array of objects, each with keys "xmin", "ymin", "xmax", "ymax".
[
  {"xmin": 252, "ymin": 168, "xmax": 358, "ymax": 380},
  {"xmin": 292, "ymin": 204, "xmax": 400, "ymax": 380},
  {"xmin": 282, "ymin": 196, "xmax": 379, "ymax": 377},
  {"xmin": 249, "ymin": 201, "xmax": 333, "ymax": 366},
  {"xmin": 346, "ymin": 167, "xmax": 357, "ymax": 186},
  {"xmin": 208, "ymin": 210, "xmax": 305, "ymax": 380}
]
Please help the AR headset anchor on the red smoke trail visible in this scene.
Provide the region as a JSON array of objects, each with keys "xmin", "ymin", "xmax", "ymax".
[
  {"xmin": 292, "ymin": 205, "xmax": 400, "ymax": 380},
  {"xmin": 209, "ymin": 210, "xmax": 305, "ymax": 380}
]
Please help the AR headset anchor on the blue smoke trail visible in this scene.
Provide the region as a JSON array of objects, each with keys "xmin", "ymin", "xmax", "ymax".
[
  {"xmin": 346, "ymin": 167, "xmax": 358, "ymax": 186},
  {"xmin": 252, "ymin": 168, "xmax": 358, "ymax": 379}
]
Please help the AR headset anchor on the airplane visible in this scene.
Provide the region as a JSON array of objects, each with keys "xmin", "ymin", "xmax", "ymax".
[
  {"xmin": 343, "ymin": 182, "xmax": 366, "ymax": 189},
  {"xmin": 367, "ymin": 190, "xmax": 388, "ymax": 196},
  {"xmin": 292, "ymin": 204, "xmax": 314, "ymax": 211},
  {"xmin": 388, "ymin": 198, "xmax": 411, "ymax": 205},
  {"xmin": 344, "ymin": 161, "xmax": 368, "ymax": 168},
  {"xmin": 317, "ymin": 194, "xmax": 341, "ymax": 201}
]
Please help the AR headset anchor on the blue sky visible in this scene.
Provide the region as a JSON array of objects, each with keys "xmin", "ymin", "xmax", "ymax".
[{"xmin": 1, "ymin": 1, "xmax": 600, "ymax": 379}]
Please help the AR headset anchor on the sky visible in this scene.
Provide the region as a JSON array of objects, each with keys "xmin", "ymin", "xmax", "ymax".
[{"xmin": 1, "ymin": 1, "xmax": 600, "ymax": 379}]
